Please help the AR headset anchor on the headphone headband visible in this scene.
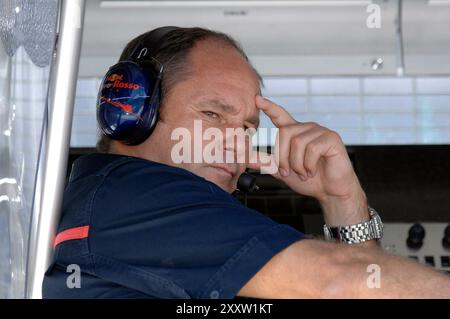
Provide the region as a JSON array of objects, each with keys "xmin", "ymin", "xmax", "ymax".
[{"xmin": 128, "ymin": 26, "xmax": 180, "ymax": 62}]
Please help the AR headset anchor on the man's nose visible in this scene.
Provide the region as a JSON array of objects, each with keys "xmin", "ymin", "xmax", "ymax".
[{"xmin": 222, "ymin": 127, "xmax": 249, "ymax": 162}]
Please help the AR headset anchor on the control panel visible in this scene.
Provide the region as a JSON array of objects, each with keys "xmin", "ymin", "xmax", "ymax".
[{"xmin": 381, "ymin": 223, "xmax": 450, "ymax": 275}]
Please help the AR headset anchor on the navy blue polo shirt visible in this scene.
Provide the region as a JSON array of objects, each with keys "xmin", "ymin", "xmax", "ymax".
[{"xmin": 42, "ymin": 153, "xmax": 304, "ymax": 299}]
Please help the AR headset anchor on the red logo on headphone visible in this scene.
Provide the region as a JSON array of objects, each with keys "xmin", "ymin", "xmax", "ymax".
[
  {"xmin": 100, "ymin": 96, "xmax": 132, "ymax": 113},
  {"xmin": 103, "ymin": 73, "xmax": 140, "ymax": 90},
  {"xmin": 106, "ymin": 74, "xmax": 123, "ymax": 82},
  {"xmin": 99, "ymin": 96, "xmax": 144, "ymax": 122}
]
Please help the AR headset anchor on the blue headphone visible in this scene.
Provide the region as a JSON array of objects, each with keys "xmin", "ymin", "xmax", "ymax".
[{"xmin": 97, "ymin": 26, "xmax": 179, "ymax": 145}]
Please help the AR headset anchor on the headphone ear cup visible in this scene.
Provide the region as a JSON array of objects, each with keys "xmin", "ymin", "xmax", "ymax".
[{"xmin": 96, "ymin": 61, "xmax": 161, "ymax": 145}]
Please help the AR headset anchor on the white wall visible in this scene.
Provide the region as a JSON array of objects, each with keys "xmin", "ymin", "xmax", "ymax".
[{"xmin": 71, "ymin": 75, "xmax": 450, "ymax": 148}]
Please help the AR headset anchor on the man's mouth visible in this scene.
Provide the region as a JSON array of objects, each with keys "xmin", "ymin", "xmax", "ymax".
[{"xmin": 206, "ymin": 164, "xmax": 237, "ymax": 179}]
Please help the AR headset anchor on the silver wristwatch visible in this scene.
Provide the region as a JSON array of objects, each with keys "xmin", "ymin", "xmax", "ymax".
[{"xmin": 323, "ymin": 206, "xmax": 383, "ymax": 244}]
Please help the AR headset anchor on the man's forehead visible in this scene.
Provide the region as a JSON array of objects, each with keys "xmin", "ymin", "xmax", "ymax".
[{"xmin": 190, "ymin": 40, "xmax": 262, "ymax": 86}]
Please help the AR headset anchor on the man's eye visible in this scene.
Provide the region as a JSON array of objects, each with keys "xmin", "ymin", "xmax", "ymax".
[{"xmin": 203, "ymin": 111, "xmax": 219, "ymax": 118}]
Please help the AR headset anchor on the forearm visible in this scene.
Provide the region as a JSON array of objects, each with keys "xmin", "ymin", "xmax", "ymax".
[{"xmin": 329, "ymin": 245, "xmax": 450, "ymax": 298}]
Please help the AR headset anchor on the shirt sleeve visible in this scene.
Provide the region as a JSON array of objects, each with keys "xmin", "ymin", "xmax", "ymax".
[{"xmin": 89, "ymin": 160, "xmax": 305, "ymax": 299}]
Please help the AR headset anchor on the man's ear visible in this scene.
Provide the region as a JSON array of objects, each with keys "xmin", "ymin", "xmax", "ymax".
[{"xmin": 156, "ymin": 102, "xmax": 168, "ymax": 124}]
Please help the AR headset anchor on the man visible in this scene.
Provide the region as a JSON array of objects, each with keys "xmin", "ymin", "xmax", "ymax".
[{"xmin": 43, "ymin": 27, "xmax": 450, "ymax": 298}]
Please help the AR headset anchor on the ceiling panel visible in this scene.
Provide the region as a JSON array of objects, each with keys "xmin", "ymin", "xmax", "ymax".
[
  {"xmin": 78, "ymin": 0, "xmax": 403, "ymax": 76},
  {"xmin": 403, "ymin": 0, "xmax": 450, "ymax": 75}
]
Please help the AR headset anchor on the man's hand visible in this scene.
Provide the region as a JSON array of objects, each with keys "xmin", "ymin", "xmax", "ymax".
[{"xmin": 248, "ymin": 96, "xmax": 369, "ymax": 226}]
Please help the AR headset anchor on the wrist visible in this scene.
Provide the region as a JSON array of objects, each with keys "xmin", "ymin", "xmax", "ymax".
[{"xmin": 319, "ymin": 188, "xmax": 369, "ymax": 226}]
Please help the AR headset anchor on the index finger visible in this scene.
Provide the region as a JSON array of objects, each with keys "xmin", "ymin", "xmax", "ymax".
[{"xmin": 255, "ymin": 95, "xmax": 297, "ymax": 127}]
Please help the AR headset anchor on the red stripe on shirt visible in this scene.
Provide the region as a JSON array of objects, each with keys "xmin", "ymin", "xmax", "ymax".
[{"xmin": 53, "ymin": 225, "xmax": 90, "ymax": 249}]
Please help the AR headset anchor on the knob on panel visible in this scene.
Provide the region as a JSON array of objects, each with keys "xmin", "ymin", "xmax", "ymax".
[
  {"xmin": 442, "ymin": 224, "xmax": 450, "ymax": 250},
  {"xmin": 407, "ymin": 223, "xmax": 425, "ymax": 249}
]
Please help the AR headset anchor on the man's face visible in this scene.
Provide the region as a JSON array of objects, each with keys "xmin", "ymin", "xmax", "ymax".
[{"xmin": 140, "ymin": 39, "xmax": 261, "ymax": 193}]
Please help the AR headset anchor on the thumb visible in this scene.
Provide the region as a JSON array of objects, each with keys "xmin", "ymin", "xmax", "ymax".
[{"xmin": 248, "ymin": 150, "xmax": 279, "ymax": 176}]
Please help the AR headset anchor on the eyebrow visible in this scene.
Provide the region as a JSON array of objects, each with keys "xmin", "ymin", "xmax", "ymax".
[{"xmin": 198, "ymin": 98, "xmax": 260, "ymax": 128}]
